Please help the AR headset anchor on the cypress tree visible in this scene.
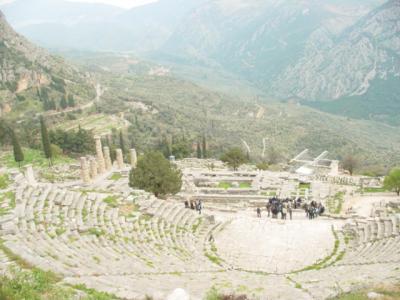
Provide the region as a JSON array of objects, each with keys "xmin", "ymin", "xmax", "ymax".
[
  {"xmin": 11, "ymin": 129, "xmax": 24, "ymax": 167},
  {"xmin": 196, "ymin": 142, "xmax": 202, "ymax": 159},
  {"xmin": 60, "ymin": 94, "xmax": 68, "ymax": 109},
  {"xmin": 202, "ymin": 135, "xmax": 207, "ymax": 158},
  {"xmin": 50, "ymin": 99, "xmax": 57, "ymax": 110},
  {"xmin": 119, "ymin": 130, "xmax": 126, "ymax": 155},
  {"xmin": 67, "ymin": 94, "xmax": 75, "ymax": 107},
  {"xmin": 40, "ymin": 117, "xmax": 53, "ymax": 166}
]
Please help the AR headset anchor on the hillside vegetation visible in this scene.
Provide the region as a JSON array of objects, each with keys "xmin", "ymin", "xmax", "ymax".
[{"xmin": 89, "ymin": 67, "xmax": 400, "ymax": 169}]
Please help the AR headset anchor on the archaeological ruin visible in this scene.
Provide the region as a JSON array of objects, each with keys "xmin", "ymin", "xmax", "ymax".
[{"xmin": 0, "ymin": 146, "xmax": 399, "ymax": 299}]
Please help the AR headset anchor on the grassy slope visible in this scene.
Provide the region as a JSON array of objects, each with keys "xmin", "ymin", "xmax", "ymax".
[{"xmin": 94, "ymin": 70, "xmax": 400, "ymax": 169}]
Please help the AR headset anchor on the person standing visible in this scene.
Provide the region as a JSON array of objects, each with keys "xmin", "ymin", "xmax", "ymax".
[
  {"xmin": 282, "ymin": 203, "xmax": 287, "ymax": 220},
  {"xmin": 197, "ymin": 200, "xmax": 203, "ymax": 215},
  {"xmin": 266, "ymin": 202, "xmax": 271, "ymax": 217},
  {"xmin": 257, "ymin": 207, "xmax": 261, "ymax": 218},
  {"xmin": 288, "ymin": 202, "xmax": 293, "ymax": 220}
]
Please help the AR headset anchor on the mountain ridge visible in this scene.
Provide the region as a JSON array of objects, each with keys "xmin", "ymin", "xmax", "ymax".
[{"xmin": 0, "ymin": 9, "xmax": 94, "ymax": 118}]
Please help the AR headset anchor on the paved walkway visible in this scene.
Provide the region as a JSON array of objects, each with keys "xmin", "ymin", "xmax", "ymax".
[{"xmin": 214, "ymin": 212, "xmax": 342, "ymax": 273}]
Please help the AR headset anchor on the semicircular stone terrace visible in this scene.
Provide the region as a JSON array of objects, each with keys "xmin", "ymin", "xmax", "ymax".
[{"xmin": 0, "ymin": 168, "xmax": 400, "ymax": 300}]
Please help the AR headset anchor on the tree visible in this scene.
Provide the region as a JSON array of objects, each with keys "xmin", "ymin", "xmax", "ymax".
[
  {"xmin": 220, "ymin": 147, "xmax": 247, "ymax": 171},
  {"xmin": 49, "ymin": 99, "xmax": 57, "ymax": 110},
  {"xmin": 256, "ymin": 161, "xmax": 269, "ymax": 171},
  {"xmin": 266, "ymin": 147, "xmax": 280, "ymax": 165},
  {"xmin": 67, "ymin": 94, "xmax": 75, "ymax": 107},
  {"xmin": 11, "ymin": 129, "xmax": 24, "ymax": 167},
  {"xmin": 129, "ymin": 152, "xmax": 182, "ymax": 198},
  {"xmin": 171, "ymin": 138, "xmax": 191, "ymax": 159},
  {"xmin": 384, "ymin": 168, "xmax": 400, "ymax": 196},
  {"xmin": 342, "ymin": 155, "xmax": 358, "ymax": 176},
  {"xmin": 40, "ymin": 117, "xmax": 53, "ymax": 166},
  {"xmin": 196, "ymin": 142, "xmax": 202, "ymax": 159},
  {"xmin": 49, "ymin": 128, "xmax": 94, "ymax": 155},
  {"xmin": 119, "ymin": 130, "xmax": 126, "ymax": 155},
  {"xmin": 60, "ymin": 94, "xmax": 68, "ymax": 109},
  {"xmin": 202, "ymin": 135, "xmax": 207, "ymax": 158}
]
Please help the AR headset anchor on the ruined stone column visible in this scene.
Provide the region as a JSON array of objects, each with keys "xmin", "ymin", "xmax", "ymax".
[
  {"xmin": 94, "ymin": 136, "xmax": 106, "ymax": 174},
  {"xmin": 376, "ymin": 218, "xmax": 385, "ymax": 239},
  {"xmin": 103, "ymin": 146, "xmax": 112, "ymax": 170},
  {"xmin": 383, "ymin": 218, "xmax": 393, "ymax": 237},
  {"xmin": 80, "ymin": 157, "xmax": 91, "ymax": 184},
  {"xmin": 130, "ymin": 148, "xmax": 137, "ymax": 169},
  {"xmin": 116, "ymin": 149, "xmax": 124, "ymax": 169},
  {"xmin": 363, "ymin": 223, "xmax": 370, "ymax": 243},
  {"xmin": 24, "ymin": 164, "xmax": 37, "ymax": 186},
  {"xmin": 368, "ymin": 219, "xmax": 377, "ymax": 241},
  {"xmin": 391, "ymin": 215, "xmax": 399, "ymax": 236},
  {"xmin": 89, "ymin": 158, "xmax": 98, "ymax": 179}
]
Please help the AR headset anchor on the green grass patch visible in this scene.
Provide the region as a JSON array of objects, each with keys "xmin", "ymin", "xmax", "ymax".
[
  {"xmin": 0, "ymin": 148, "xmax": 73, "ymax": 168},
  {"xmin": 103, "ymin": 195, "xmax": 119, "ymax": 208},
  {"xmin": 299, "ymin": 182, "xmax": 311, "ymax": 189},
  {"xmin": 0, "ymin": 239, "xmax": 34, "ymax": 269},
  {"xmin": 327, "ymin": 192, "xmax": 345, "ymax": 214},
  {"xmin": 55, "ymin": 227, "xmax": 66, "ymax": 236},
  {"xmin": 333, "ymin": 284, "xmax": 400, "ymax": 300},
  {"xmin": 73, "ymin": 283, "xmax": 119, "ymax": 299},
  {"xmin": 0, "ymin": 173, "xmax": 10, "ymax": 189},
  {"xmin": 88, "ymin": 228, "xmax": 105, "ymax": 237},
  {"xmin": 192, "ymin": 218, "xmax": 203, "ymax": 233},
  {"xmin": 205, "ymin": 252, "xmax": 224, "ymax": 266},
  {"xmin": 239, "ymin": 182, "xmax": 251, "ymax": 188},
  {"xmin": 0, "ymin": 191, "xmax": 15, "ymax": 216},
  {"xmin": 109, "ymin": 173, "xmax": 122, "ymax": 181},
  {"xmin": 362, "ymin": 187, "xmax": 388, "ymax": 193},
  {"xmin": 218, "ymin": 182, "xmax": 231, "ymax": 189},
  {"xmin": 0, "ymin": 267, "xmax": 77, "ymax": 300}
]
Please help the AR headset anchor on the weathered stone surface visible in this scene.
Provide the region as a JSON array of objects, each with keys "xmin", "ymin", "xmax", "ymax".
[
  {"xmin": 95, "ymin": 136, "xmax": 106, "ymax": 174},
  {"xmin": 116, "ymin": 149, "xmax": 124, "ymax": 169}
]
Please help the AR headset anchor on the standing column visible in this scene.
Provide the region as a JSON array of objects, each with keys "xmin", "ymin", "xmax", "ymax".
[
  {"xmin": 80, "ymin": 157, "xmax": 91, "ymax": 184},
  {"xmin": 116, "ymin": 149, "xmax": 124, "ymax": 169},
  {"xmin": 391, "ymin": 215, "xmax": 399, "ymax": 236},
  {"xmin": 89, "ymin": 158, "xmax": 98, "ymax": 180},
  {"xmin": 103, "ymin": 146, "xmax": 112, "ymax": 170},
  {"xmin": 130, "ymin": 148, "xmax": 137, "ymax": 169},
  {"xmin": 368, "ymin": 219, "xmax": 377, "ymax": 241},
  {"xmin": 383, "ymin": 218, "xmax": 393, "ymax": 237},
  {"xmin": 24, "ymin": 164, "xmax": 37, "ymax": 186},
  {"xmin": 95, "ymin": 136, "xmax": 106, "ymax": 174},
  {"xmin": 376, "ymin": 218, "xmax": 385, "ymax": 239}
]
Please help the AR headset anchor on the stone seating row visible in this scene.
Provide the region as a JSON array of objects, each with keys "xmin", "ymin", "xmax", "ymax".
[
  {"xmin": 336, "ymin": 215, "xmax": 400, "ymax": 266},
  {"xmin": 1, "ymin": 183, "xmax": 223, "ymax": 277}
]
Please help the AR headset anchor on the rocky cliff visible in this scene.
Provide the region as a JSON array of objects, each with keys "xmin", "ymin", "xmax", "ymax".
[
  {"xmin": 0, "ymin": 9, "xmax": 94, "ymax": 117},
  {"xmin": 272, "ymin": 0, "xmax": 400, "ymax": 101}
]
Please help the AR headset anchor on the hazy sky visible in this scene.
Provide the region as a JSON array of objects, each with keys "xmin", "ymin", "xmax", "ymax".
[
  {"xmin": 68, "ymin": 0, "xmax": 157, "ymax": 9},
  {"xmin": 0, "ymin": 0, "xmax": 158, "ymax": 9}
]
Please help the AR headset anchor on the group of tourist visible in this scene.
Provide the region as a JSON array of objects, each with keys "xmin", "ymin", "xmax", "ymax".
[
  {"xmin": 184, "ymin": 199, "xmax": 203, "ymax": 214},
  {"xmin": 304, "ymin": 200, "xmax": 325, "ymax": 219},
  {"xmin": 256, "ymin": 197, "xmax": 325, "ymax": 220}
]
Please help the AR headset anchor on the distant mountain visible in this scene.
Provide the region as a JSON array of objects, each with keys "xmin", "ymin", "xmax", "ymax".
[
  {"xmin": 161, "ymin": 1, "xmax": 381, "ymax": 77},
  {"xmin": 158, "ymin": 0, "xmax": 399, "ymax": 123},
  {"xmin": 2, "ymin": 0, "xmax": 399, "ymax": 125},
  {"xmin": 0, "ymin": 10, "xmax": 94, "ymax": 118},
  {"xmin": 0, "ymin": 0, "xmax": 204, "ymax": 52},
  {"xmin": 272, "ymin": 0, "xmax": 400, "ymax": 101}
]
